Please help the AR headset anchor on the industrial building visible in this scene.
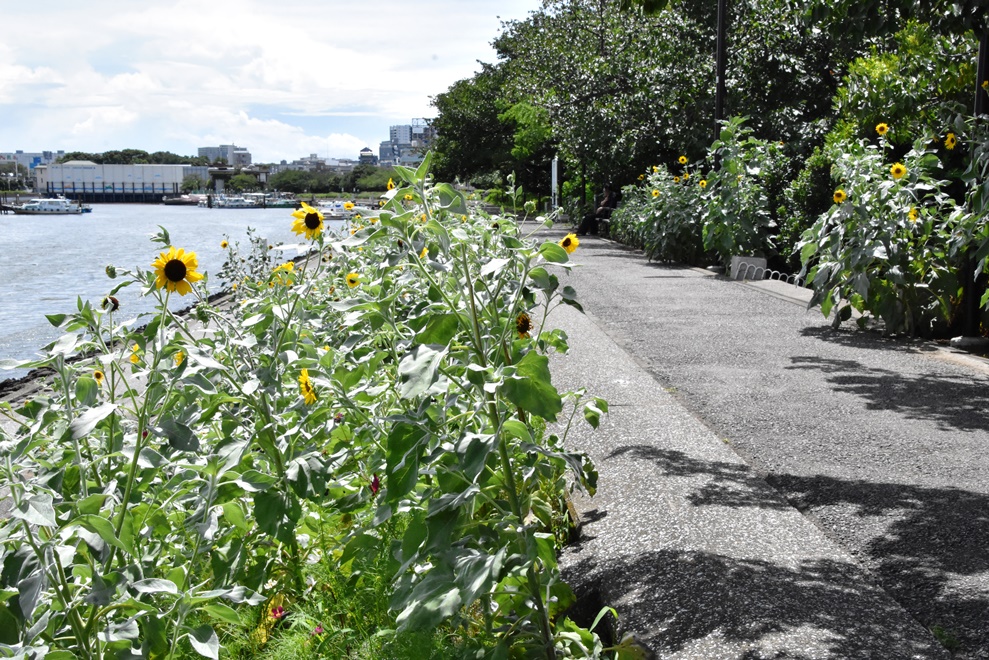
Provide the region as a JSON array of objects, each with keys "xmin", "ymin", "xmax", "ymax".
[{"xmin": 34, "ymin": 161, "xmax": 210, "ymax": 203}]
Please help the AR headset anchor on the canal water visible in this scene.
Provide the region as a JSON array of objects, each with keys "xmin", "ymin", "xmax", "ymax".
[{"xmin": 0, "ymin": 204, "xmax": 343, "ymax": 382}]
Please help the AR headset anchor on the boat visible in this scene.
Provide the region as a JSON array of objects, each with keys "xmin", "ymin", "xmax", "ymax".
[
  {"xmin": 215, "ymin": 196, "xmax": 257, "ymax": 208},
  {"xmin": 11, "ymin": 197, "xmax": 90, "ymax": 215},
  {"xmin": 162, "ymin": 194, "xmax": 205, "ymax": 206}
]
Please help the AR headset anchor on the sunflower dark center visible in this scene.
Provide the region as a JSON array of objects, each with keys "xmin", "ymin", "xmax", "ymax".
[
  {"xmin": 305, "ymin": 212, "xmax": 321, "ymax": 229},
  {"xmin": 164, "ymin": 259, "xmax": 187, "ymax": 282},
  {"xmin": 562, "ymin": 237, "xmax": 572, "ymax": 247},
  {"xmin": 517, "ymin": 315, "xmax": 531, "ymax": 333}
]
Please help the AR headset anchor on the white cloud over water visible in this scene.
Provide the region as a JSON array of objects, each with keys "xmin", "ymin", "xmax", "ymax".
[{"xmin": 0, "ymin": 0, "xmax": 536, "ymax": 162}]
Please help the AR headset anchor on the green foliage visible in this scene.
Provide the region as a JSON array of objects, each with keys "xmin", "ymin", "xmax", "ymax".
[
  {"xmin": 57, "ymin": 149, "xmax": 209, "ymax": 166},
  {"xmin": 181, "ymin": 175, "xmax": 207, "ymax": 193},
  {"xmin": 0, "ymin": 156, "xmax": 606, "ymax": 659},
  {"xmin": 798, "ymin": 135, "xmax": 963, "ymax": 335},
  {"xmin": 228, "ymin": 173, "xmax": 260, "ymax": 192},
  {"xmin": 777, "ymin": 148, "xmax": 835, "ymax": 271}
]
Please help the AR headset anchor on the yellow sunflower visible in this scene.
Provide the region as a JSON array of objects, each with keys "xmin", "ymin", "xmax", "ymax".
[
  {"xmin": 152, "ymin": 246, "xmax": 204, "ymax": 296},
  {"xmin": 890, "ymin": 162, "xmax": 907, "ymax": 180},
  {"xmin": 174, "ymin": 351, "xmax": 184, "ymax": 367},
  {"xmin": 387, "ymin": 178, "xmax": 395, "ymax": 191},
  {"xmin": 834, "ymin": 189, "xmax": 847, "ymax": 204},
  {"xmin": 652, "ymin": 189, "xmax": 660, "ymax": 198},
  {"xmin": 558, "ymin": 233, "xmax": 579, "ymax": 254},
  {"xmin": 908, "ymin": 207, "xmax": 919, "ymax": 223},
  {"xmin": 876, "ymin": 123, "xmax": 889, "ymax": 136},
  {"xmin": 130, "ymin": 344, "xmax": 141, "ymax": 364},
  {"xmin": 94, "ymin": 370, "xmax": 104, "ymax": 385},
  {"xmin": 220, "ymin": 240, "xmax": 228, "ymax": 249},
  {"xmin": 945, "ymin": 132, "xmax": 957, "ymax": 150},
  {"xmin": 678, "ymin": 155, "xmax": 688, "ymax": 165},
  {"xmin": 419, "ymin": 246, "xmax": 428, "ymax": 260},
  {"xmin": 404, "ymin": 194, "xmax": 414, "ymax": 201},
  {"xmin": 299, "ymin": 369, "xmax": 317, "ymax": 405},
  {"xmin": 674, "ymin": 176, "xmax": 680, "ymax": 183},
  {"xmin": 344, "ymin": 202, "xmax": 355, "ymax": 210},
  {"xmin": 638, "ymin": 174, "xmax": 645, "ymax": 181},
  {"xmin": 291, "ymin": 201, "xmax": 324, "ymax": 241},
  {"xmin": 652, "ymin": 166, "xmax": 659, "ymax": 173},
  {"xmin": 516, "ymin": 312, "xmax": 532, "ymax": 339},
  {"xmin": 346, "ymin": 272, "xmax": 361, "ymax": 288},
  {"xmin": 699, "ymin": 179, "xmax": 707, "ymax": 189}
]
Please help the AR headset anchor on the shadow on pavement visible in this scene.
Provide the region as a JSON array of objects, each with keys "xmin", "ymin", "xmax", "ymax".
[
  {"xmin": 606, "ymin": 444, "xmax": 989, "ymax": 657},
  {"xmin": 564, "ymin": 548, "xmax": 945, "ymax": 658},
  {"xmin": 787, "ymin": 354, "xmax": 989, "ymax": 432},
  {"xmin": 800, "ymin": 326, "xmax": 939, "ymax": 354}
]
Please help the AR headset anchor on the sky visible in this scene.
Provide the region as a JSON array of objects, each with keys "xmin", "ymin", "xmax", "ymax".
[{"xmin": 0, "ymin": 0, "xmax": 539, "ymax": 163}]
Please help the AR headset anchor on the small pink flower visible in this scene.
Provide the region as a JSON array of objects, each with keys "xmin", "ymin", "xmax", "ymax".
[
  {"xmin": 313, "ymin": 624, "xmax": 324, "ymax": 635},
  {"xmin": 370, "ymin": 474, "xmax": 380, "ymax": 496},
  {"xmin": 271, "ymin": 605, "xmax": 286, "ymax": 620}
]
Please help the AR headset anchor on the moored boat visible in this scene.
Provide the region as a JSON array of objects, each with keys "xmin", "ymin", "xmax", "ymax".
[{"xmin": 11, "ymin": 198, "xmax": 89, "ymax": 215}]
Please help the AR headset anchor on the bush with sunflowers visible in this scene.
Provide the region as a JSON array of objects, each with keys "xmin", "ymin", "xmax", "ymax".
[{"xmin": 0, "ymin": 156, "xmax": 622, "ymax": 659}]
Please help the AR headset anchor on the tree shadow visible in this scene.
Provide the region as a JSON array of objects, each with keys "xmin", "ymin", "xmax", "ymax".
[
  {"xmin": 603, "ymin": 444, "xmax": 989, "ymax": 657},
  {"xmin": 801, "ymin": 326, "xmax": 939, "ymax": 354},
  {"xmin": 563, "ymin": 548, "xmax": 948, "ymax": 658},
  {"xmin": 787, "ymin": 354, "xmax": 989, "ymax": 432}
]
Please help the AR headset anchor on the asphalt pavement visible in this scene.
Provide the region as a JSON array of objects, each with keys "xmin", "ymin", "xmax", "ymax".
[{"xmin": 540, "ymin": 226, "xmax": 989, "ymax": 659}]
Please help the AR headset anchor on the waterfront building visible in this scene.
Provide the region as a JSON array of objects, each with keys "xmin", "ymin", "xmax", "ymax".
[
  {"xmin": 197, "ymin": 144, "xmax": 252, "ymax": 167},
  {"xmin": 0, "ymin": 150, "xmax": 65, "ymax": 170},
  {"xmin": 35, "ymin": 161, "xmax": 210, "ymax": 202}
]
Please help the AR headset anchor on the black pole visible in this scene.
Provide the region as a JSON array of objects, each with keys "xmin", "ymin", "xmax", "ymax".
[{"xmin": 714, "ymin": 0, "xmax": 728, "ymax": 142}]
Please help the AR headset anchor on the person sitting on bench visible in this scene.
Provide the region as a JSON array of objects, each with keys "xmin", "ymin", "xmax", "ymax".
[{"xmin": 578, "ymin": 183, "xmax": 620, "ymax": 236}]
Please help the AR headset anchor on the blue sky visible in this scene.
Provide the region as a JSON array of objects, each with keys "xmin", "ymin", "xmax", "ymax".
[{"xmin": 0, "ymin": 0, "xmax": 538, "ymax": 163}]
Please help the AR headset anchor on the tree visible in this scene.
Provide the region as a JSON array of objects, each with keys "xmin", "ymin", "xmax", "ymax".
[
  {"xmin": 181, "ymin": 175, "xmax": 206, "ymax": 193},
  {"xmin": 268, "ymin": 169, "xmax": 313, "ymax": 194},
  {"xmin": 228, "ymin": 173, "xmax": 260, "ymax": 192}
]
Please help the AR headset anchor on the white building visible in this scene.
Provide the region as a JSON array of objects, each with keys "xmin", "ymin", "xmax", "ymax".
[
  {"xmin": 36, "ymin": 161, "xmax": 203, "ymax": 202},
  {"xmin": 0, "ymin": 150, "xmax": 65, "ymax": 170},
  {"xmin": 198, "ymin": 144, "xmax": 252, "ymax": 167}
]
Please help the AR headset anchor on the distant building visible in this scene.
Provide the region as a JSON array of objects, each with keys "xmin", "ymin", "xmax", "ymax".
[
  {"xmin": 198, "ymin": 144, "xmax": 252, "ymax": 167},
  {"xmin": 359, "ymin": 147, "xmax": 377, "ymax": 166},
  {"xmin": 0, "ymin": 150, "xmax": 65, "ymax": 170},
  {"xmin": 36, "ymin": 161, "xmax": 208, "ymax": 202},
  {"xmin": 379, "ymin": 119, "xmax": 435, "ymax": 167}
]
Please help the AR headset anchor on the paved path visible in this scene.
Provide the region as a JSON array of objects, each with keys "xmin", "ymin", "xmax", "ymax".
[{"xmin": 542, "ymin": 227, "xmax": 989, "ymax": 659}]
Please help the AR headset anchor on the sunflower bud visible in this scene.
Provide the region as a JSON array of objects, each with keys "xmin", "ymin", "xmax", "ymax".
[
  {"xmin": 105, "ymin": 265, "xmax": 117, "ymax": 279},
  {"xmin": 101, "ymin": 296, "xmax": 120, "ymax": 312}
]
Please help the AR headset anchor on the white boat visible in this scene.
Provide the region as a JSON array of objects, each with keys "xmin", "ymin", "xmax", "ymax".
[
  {"xmin": 12, "ymin": 198, "xmax": 89, "ymax": 215},
  {"xmin": 213, "ymin": 195, "xmax": 258, "ymax": 209}
]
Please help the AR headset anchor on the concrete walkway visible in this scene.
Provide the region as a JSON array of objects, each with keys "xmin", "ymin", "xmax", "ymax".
[{"xmin": 542, "ymin": 227, "xmax": 989, "ymax": 659}]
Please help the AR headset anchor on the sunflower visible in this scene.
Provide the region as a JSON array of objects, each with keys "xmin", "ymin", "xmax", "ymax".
[
  {"xmin": 174, "ymin": 351, "xmax": 184, "ymax": 367},
  {"xmin": 638, "ymin": 174, "xmax": 645, "ymax": 181},
  {"xmin": 908, "ymin": 207, "xmax": 919, "ymax": 223},
  {"xmin": 652, "ymin": 165, "xmax": 659, "ymax": 173},
  {"xmin": 683, "ymin": 172, "xmax": 690, "ymax": 180},
  {"xmin": 291, "ymin": 202, "xmax": 324, "ymax": 241},
  {"xmin": 673, "ymin": 176, "xmax": 680, "ymax": 183},
  {"xmin": 152, "ymin": 246, "xmax": 204, "ymax": 296},
  {"xmin": 130, "ymin": 344, "xmax": 141, "ymax": 364},
  {"xmin": 299, "ymin": 369, "xmax": 317, "ymax": 405},
  {"xmin": 516, "ymin": 312, "xmax": 532, "ymax": 339},
  {"xmin": 220, "ymin": 240, "xmax": 228, "ymax": 249},
  {"xmin": 833, "ymin": 189, "xmax": 847, "ymax": 204},
  {"xmin": 983, "ymin": 80, "xmax": 988, "ymax": 91},
  {"xmin": 890, "ymin": 162, "xmax": 907, "ymax": 180},
  {"xmin": 101, "ymin": 296, "xmax": 119, "ymax": 312},
  {"xmin": 558, "ymin": 233, "xmax": 579, "ymax": 254},
  {"xmin": 419, "ymin": 246, "xmax": 428, "ymax": 260},
  {"xmin": 876, "ymin": 123, "xmax": 889, "ymax": 136},
  {"xmin": 945, "ymin": 132, "xmax": 957, "ymax": 150},
  {"xmin": 274, "ymin": 261, "xmax": 294, "ymax": 273},
  {"xmin": 652, "ymin": 189, "xmax": 660, "ymax": 198},
  {"xmin": 94, "ymin": 370, "xmax": 104, "ymax": 385},
  {"xmin": 387, "ymin": 178, "xmax": 395, "ymax": 191},
  {"xmin": 344, "ymin": 202, "xmax": 355, "ymax": 210},
  {"xmin": 346, "ymin": 272, "xmax": 360, "ymax": 288},
  {"xmin": 699, "ymin": 179, "xmax": 707, "ymax": 189},
  {"xmin": 678, "ymin": 155, "xmax": 688, "ymax": 165},
  {"xmin": 404, "ymin": 194, "xmax": 414, "ymax": 201}
]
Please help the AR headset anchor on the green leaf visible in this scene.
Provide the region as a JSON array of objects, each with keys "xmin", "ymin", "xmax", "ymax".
[
  {"xmin": 583, "ymin": 398, "xmax": 609, "ymax": 429},
  {"xmin": 528, "ymin": 266, "xmax": 558, "ymax": 292},
  {"xmin": 385, "ymin": 423, "xmax": 427, "ymax": 503},
  {"xmin": 188, "ymin": 625, "xmax": 220, "ymax": 660},
  {"xmin": 538, "ymin": 241, "xmax": 570, "ymax": 264},
  {"xmin": 68, "ymin": 514, "xmax": 129, "ymax": 553},
  {"xmin": 200, "ymin": 603, "xmax": 241, "ymax": 626},
  {"xmin": 414, "ymin": 314, "xmax": 462, "ymax": 347},
  {"xmin": 11, "ymin": 493, "xmax": 56, "ymax": 527},
  {"xmin": 69, "ymin": 402, "xmax": 118, "ymax": 440},
  {"xmin": 502, "ymin": 352, "xmax": 563, "ymax": 422},
  {"xmin": 160, "ymin": 418, "xmax": 200, "ymax": 452},
  {"xmin": 45, "ymin": 313, "xmax": 68, "ymax": 327},
  {"xmin": 394, "ymin": 564, "xmax": 462, "ymax": 631},
  {"xmin": 132, "ymin": 578, "xmax": 179, "ymax": 596},
  {"xmin": 397, "ymin": 344, "xmax": 447, "ymax": 399}
]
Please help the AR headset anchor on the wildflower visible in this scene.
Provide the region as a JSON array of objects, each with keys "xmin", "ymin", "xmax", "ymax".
[
  {"xmin": 890, "ymin": 162, "xmax": 907, "ymax": 180},
  {"xmin": 101, "ymin": 296, "xmax": 119, "ymax": 312},
  {"xmin": 94, "ymin": 370, "xmax": 104, "ymax": 385},
  {"xmin": 313, "ymin": 625, "xmax": 324, "ymax": 635},
  {"xmin": 516, "ymin": 312, "xmax": 532, "ymax": 339},
  {"xmin": 637, "ymin": 174, "xmax": 645, "ymax": 181},
  {"xmin": 678, "ymin": 155, "xmax": 688, "ymax": 165},
  {"xmin": 461, "ymin": 215, "xmax": 467, "ymax": 222},
  {"xmin": 833, "ymin": 189, "xmax": 847, "ymax": 204},
  {"xmin": 387, "ymin": 178, "xmax": 395, "ymax": 190},
  {"xmin": 378, "ymin": 199, "xmax": 386, "ymax": 207},
  {"xmin": 291, "ymin": 201, "xmax": 324, "ymax": 241},
  {"xmin": 130, "ymin": 344, "xmax": 141, "ymax": 364},
  {"xmin": 174, "ymin": 351, "xmax": 184, "ymax": 367},
  {"xmin": 334, "ymin": 412, "xmax": 344, "ymax": 424},
  {"xmin": 152, "ymin": 246, "xmax": 203, "ymax": 296},
  {"xmin": 420, "ymin": 213, "xmax": 428, "ymax": 223},
  {"xmin": 683, "ymin": 172, "xmax": 689, "ymax": 180},
  {"xmin": 419, "ymin": 246, "xmax": 428, "ymax": 259},
  {"xmin": 231, "ymin": 282, "xmax": 238, "ymax": 291},
  {"xmin": 299, "ymin": 369, "xmax": 317, "ymax": 405},
  {"xmin": 220, "ymin": 240, "xmax": 228, "ymax": 248},
  {"xmin": 652, "ymin": 189, "xmax": 660, "ymax": 198},
  {"xmin": 652, "ymin": 166, "xmax": 659, "ymax": 173},
  {"xmin": 673, "ymin": 176, "xmax": 680, "ymax": 183},
  {"xmin": 274, "ymin": 261, "xmax": 295, "ymax": 273},
  {"xmin": 558, "ymin": 233, "xmax": 579, "ymax": 254},
  {"xmin": 909, "ymin": 207, "xmax": 919, "ymax": 223},
  {"xmin": 404, "ymin": 194, "xmax": 414, "ymax": 201},
  {"xmin": 271, "ymin": 605, "xmax": 286, "ymax": 621},
  {"xmin": 370, "ymin": 474, "xmax": 380, "ymax": 496},
  {"xmin": 346, "ymin": 272, "xmax": 360, "ymax": 288},
  {"xmin": 699, "ymin": 179, "xmax": 707, "ymax": 189},
  {"xmin": 945, "ymin": 132, "xmax": 957, "ymax": 150},
  {"xmin": 876, "ymin": 123, "xmax": 889, "ymax": 136}
]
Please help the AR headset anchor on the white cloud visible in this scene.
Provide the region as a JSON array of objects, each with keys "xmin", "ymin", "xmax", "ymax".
[{"xmin": 0, "ymin": 0, "xmax": 537, "ymax": 161}]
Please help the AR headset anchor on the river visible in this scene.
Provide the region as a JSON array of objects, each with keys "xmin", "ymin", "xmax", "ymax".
[{"xmin": 0, "ymin": 203, "xmax": 345, "ymax": 382}]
